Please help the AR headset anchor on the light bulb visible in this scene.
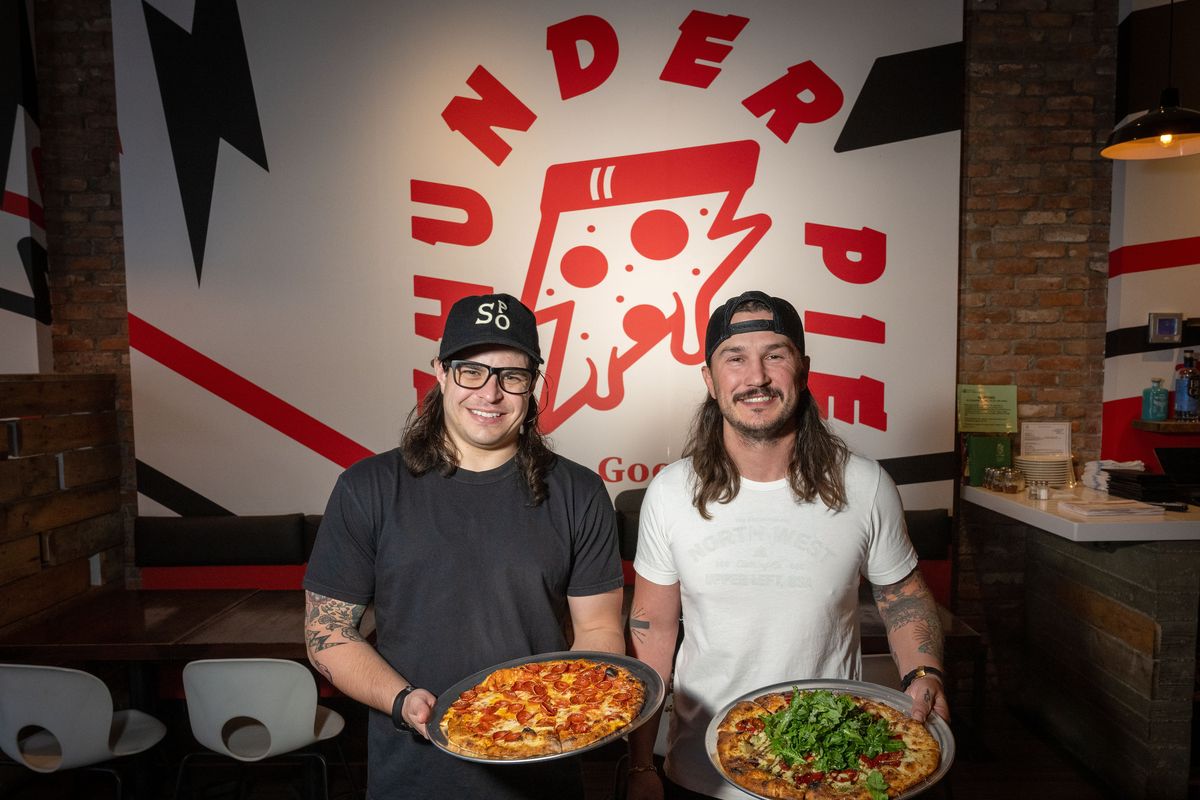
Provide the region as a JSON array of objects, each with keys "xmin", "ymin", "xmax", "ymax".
[{"xmin": 1159, "ymin": 132, "xmax": 1175, "ymax": 147}]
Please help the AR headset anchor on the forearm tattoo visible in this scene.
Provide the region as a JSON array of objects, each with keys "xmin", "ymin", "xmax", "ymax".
[
  {"xmin": 304, "ymin": 592, "xmax": 367, "ymax": 680},
  {"xmin": 628, "ymin": 605, "xmax": 650, "ymax": 644},
  {"xmin": 872, "ymin": 573, "xmax": 944, "ymax": 661}
]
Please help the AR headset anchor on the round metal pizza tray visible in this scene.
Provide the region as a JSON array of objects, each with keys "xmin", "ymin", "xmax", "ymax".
[
  {"xmin": 428, "ymin": 650, "xmax": 665, "ymax": 764},
  {"xmin": 705, "ymin": 678, "xmax": 955, "ymax": 799}
]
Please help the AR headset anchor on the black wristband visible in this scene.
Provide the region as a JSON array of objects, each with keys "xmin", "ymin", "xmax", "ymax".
[
  {"xmin": 391, "ymin": 685, "xmax": 416, "ymax": 732},
  {"xmin": 899, "ymin": 665, "xmax": 944, "ymax": 691}
]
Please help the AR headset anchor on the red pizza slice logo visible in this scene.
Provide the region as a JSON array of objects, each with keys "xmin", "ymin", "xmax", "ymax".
[{"xmin": 520, "ymin": 140, "xmax": 770, "ymax": 432}]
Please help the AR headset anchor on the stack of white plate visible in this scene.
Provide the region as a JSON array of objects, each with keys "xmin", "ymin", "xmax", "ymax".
[{"xmin": 1014, "ymin": 454, "xmax": 1074, "ymax": 487}]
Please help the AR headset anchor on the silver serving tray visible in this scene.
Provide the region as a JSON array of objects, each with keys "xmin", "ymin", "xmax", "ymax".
[
  {"xmin": 705, "ymin": 678, "xmax": 955, "ymax": 799},
  {"xmin": 428, "ymin": 650, "xmax": 665, "ymax": 764}
]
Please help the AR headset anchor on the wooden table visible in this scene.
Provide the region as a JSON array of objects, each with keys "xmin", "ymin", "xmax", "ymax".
[{"xmin": 0, "ymin": 587, "xmax": 375, "ymax": 709}]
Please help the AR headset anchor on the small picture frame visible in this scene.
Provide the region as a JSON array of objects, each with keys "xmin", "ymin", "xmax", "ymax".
[{"xmin": 1148, "ymin": 312, "xmax": 1184, "ymax": 344}]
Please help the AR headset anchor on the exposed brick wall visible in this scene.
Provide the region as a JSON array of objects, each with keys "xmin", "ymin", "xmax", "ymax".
[
  {"xmin": 960, "ymin": 0, "xmax": 1114, "ymax": 466},
  {"xmin": 32, "ymin": 0, "xmax": 136, "ymax": 580},
  {"xmin": 954, "ymin": 0, "xmax": 1116, "ymax": 712}
]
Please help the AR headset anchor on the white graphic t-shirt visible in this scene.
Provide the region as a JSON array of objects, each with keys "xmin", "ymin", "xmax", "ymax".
[{"xmin": 633, "ymin": 453, "xmax": 917, "ymax": 799}]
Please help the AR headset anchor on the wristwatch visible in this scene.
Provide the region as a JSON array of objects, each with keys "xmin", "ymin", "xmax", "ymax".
[
  {"xmin": 391, "ymin": 684, "xmax": 417, "ymax": 732},
  {"xmin": 899, "ymin": 665, "xmax": 944, "ymax": 692}
]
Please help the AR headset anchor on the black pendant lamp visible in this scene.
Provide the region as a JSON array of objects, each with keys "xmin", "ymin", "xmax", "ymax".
[{"xmin": 1101, "ymin": 0, "xmax": 1200, "ymax": 160}]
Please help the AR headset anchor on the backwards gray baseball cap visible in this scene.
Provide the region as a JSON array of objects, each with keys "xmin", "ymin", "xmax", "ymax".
[{"xmin": 704, "ymin": 290, "xmax": 805, "ymax": 364}]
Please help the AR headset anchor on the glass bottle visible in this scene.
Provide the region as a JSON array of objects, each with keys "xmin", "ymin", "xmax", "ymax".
[
  {"xmin": 1142, "ymin": 378, "xmax": 1168, "ymax": 421},
  {"xmin": 1174, "ymin": 350, "xmax": 1199, "ymax": 421}
]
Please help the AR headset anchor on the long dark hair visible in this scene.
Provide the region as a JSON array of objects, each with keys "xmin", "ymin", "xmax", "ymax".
[
  {"xmin": 682, "ymin": 380, "xmax": 849, "ymax": 520},
  {"xmin": 400, "ymin": 363, "xmax": 556, "ymax": 507}
]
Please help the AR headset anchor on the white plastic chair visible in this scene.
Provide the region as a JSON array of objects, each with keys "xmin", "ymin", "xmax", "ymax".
[
  {"xmin": 0, "ymin": 663, "xmax": 166, "ymax": 797},
  {"xmin": 176, "ymin": 658, "xmax": 347, "ymax": 800}
]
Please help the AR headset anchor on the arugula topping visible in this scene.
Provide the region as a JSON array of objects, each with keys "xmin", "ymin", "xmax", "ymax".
[
  {"xmin": 761, "ymin": 689, "xmax": 904, "ymax": 781},
  {"xmin": 865, "ymin": 769, "xmax": 889, "ymax": 800}
]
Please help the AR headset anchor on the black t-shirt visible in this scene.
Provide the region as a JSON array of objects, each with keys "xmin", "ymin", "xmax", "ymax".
[{"xmin": 303, "ymin": 448, "xmax": 623, "ymax": 800}]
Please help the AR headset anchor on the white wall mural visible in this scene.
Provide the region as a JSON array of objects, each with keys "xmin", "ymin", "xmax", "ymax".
[
  {"xmin": 111, "ymin": 0, "xmax": 963, "ymax": 515},
  {"xmin": 1, "ymin": 0, "xmax": 48, "ymax": 374}
]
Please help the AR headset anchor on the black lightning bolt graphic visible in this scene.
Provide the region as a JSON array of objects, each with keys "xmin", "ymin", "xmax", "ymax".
[
  {"xmin": 142, "ymin": 0, "xmax": 268, "ymax": 284},
  {"xmin": 834, "ymin": 42, "xmax": 963, "ymax": 153},
  {"xmin": 1, "ymin": 0, "xmax": 46, "ymax": 324},
  {"xmin": 1, "ymin": 0, "xmax": 38, "ymax": 201}
]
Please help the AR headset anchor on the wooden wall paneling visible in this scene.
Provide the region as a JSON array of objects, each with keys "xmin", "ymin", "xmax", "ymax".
[
  {"xmin": 0, "ymin": 536, "xmax": 41, "ymax": 585},
  {"xmin": 41, "ymin": 511, "xmax": 125, "ymax": 566},
  {"xmin": 0, "ymin": 559, "xmax": 90, "ymax": 629},
  {"xmin": 0, "ymin": 375, "xmax": 117, "ymax": 417},
  {"xmin": 0, "ymin": 454, "xmax": 59, "ymax": 503},
  {"xmin": 1, "ymin": 480, "xmax": 121, "ymax": 543},
  {"xmin": 60, "ymin": 444, "xmax": 122, "ymax": 487},
  {"xmin": 8, "ymin": 411, "xmax": 118, "ymax": 457},
  {"xmin": 97, "ymin": 545, "xmax": 124, "ymax": 585}
]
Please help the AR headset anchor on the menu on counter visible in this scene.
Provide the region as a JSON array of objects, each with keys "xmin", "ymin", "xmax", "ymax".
[
  {"xmin": 957, "ymin": 384, "xmax": 1017, "ymax": 433},
  {"xmin": 1058, "ymin": 500, "xmax": 1164, "ymax": 517}
]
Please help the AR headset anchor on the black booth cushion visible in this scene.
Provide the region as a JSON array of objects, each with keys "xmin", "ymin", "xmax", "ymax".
[{"xmin": 134, "ymin": 513, "xmax": 307, "ymax": 566}]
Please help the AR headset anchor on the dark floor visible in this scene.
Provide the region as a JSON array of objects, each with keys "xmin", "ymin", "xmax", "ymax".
[{"xmin": 0, "ymin": 699, "xmax": 1137, "ymax": 799}]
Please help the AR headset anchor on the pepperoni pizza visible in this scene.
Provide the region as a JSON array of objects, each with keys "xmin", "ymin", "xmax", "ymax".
[{"xmin": 440, "ymin": 657, "xmax": 645, "ymax": 759}]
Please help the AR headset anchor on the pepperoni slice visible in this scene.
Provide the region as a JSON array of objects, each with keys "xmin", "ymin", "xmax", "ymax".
[
  {"xmin": 523, "ymin": 663, "xmax": 543, "ymax": 674},
  {"xmin": 450, "ymin": 700, "xmax": 471, "ymax": 710},
  {"xmin": 531, "ymin": 682, "xmax": 548, "ymax": 696},
  {"xmin": 553, "ymin": 680, "xmax": 570, "ymax": 691},
  {"xmin": 550, "ymin": 663, "xmax": 568, "ymax": 674},
  {"xmin": 491, "ymin": 730, "xmax": 509, "ymax": 741},
  {"xmin": 597, "ymin": 680, "xmax": 613, "ymax": 691},
  {"xmin": 516, "ymin": 709, "xmax": 532, "ymax": 724},
  {"xmin": 503, "ymin": 730, "xmax": 522, "ymax": 742},
  {"xmin": 571, "ymin": 721, "xmax": 588, "ymax": 734},
  {"xmin": 612, "ymin": 692, "xmax": 631, "ymax": 702},
  {"xmin": 460, "ymin": 689, "xmax": 478, "ymax": 702},
  {"xmin": 567, "ymin": 712, "xmax": 586, "ymax": 725}
]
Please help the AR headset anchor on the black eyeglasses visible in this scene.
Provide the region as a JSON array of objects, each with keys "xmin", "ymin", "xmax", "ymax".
[{"xmin": 447, "ymin": 360, "xmax": 538, "ymax": 395}]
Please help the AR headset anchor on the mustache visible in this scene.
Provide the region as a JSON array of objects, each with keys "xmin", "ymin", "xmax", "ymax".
[{"xmin": 732, "ymin": 388, "xmax": 783, "ymax": 403}]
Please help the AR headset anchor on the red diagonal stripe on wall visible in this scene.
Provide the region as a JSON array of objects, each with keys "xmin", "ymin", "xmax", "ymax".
[
  {"xmin": 128, "ymin": 313, "xmax": 374, "ymax": 469},
  {"xmin": 1109, "ymin": 235, "xmax": 1200, "ymax": 278},
  {"xmin": 2, "ymin": 191, "xmax": 45, "ymax": 229}
]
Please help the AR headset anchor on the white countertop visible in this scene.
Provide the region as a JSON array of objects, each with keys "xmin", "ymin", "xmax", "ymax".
[{"xmin": 961, "ymin": 484, "xmax": 1200, "ymax": 542}]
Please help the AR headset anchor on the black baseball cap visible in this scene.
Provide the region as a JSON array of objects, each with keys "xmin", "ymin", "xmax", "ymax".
[
  {"xmin": 704, "ymin": 290, "xmax": 805, "ymax": 364},
  {"xmin": 437, "ymin": 293, "xmax": 543, "ymax": 364}
]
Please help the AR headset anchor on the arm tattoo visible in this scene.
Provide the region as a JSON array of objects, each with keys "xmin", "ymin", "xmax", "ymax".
[
  {"xmin": 872, "ymin": 571, "xmax": 945, "ymax": 661},
  {"xmin": 304, "ymin": 591, "xmax": 367, "ymax": 653},
  {"xmin": 629, "ymin": 605, "xmax": 650, "ymax": 644}
]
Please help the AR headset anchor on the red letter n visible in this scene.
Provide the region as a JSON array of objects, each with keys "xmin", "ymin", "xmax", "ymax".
[
  {"xmin": 441, "ymin": 66, "xmax": 537, "ymax": 166},
  {"xmin": 660, "ymin": 11, "xmax": 749, "ymax": 88},
  {"xmin": 742, "ymin": 61, "xmax": 843, "ymax": 143}
]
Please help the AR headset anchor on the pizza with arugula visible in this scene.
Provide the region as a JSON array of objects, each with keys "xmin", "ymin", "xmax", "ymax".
[{"xmin": 715, "ymin": 688, "xmax": 940, "ymax": 799}]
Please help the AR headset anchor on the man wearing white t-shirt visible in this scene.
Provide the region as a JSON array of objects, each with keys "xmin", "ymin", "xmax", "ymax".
[{"xmin": 626, "ymin": 290, "xmax": 949, "ymax": 800}]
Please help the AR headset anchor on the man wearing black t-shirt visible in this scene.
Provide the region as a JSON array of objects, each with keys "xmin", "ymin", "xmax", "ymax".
[{"xmin": 303, "ymin": 293, "xmax": 625, "ymax": 800}]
